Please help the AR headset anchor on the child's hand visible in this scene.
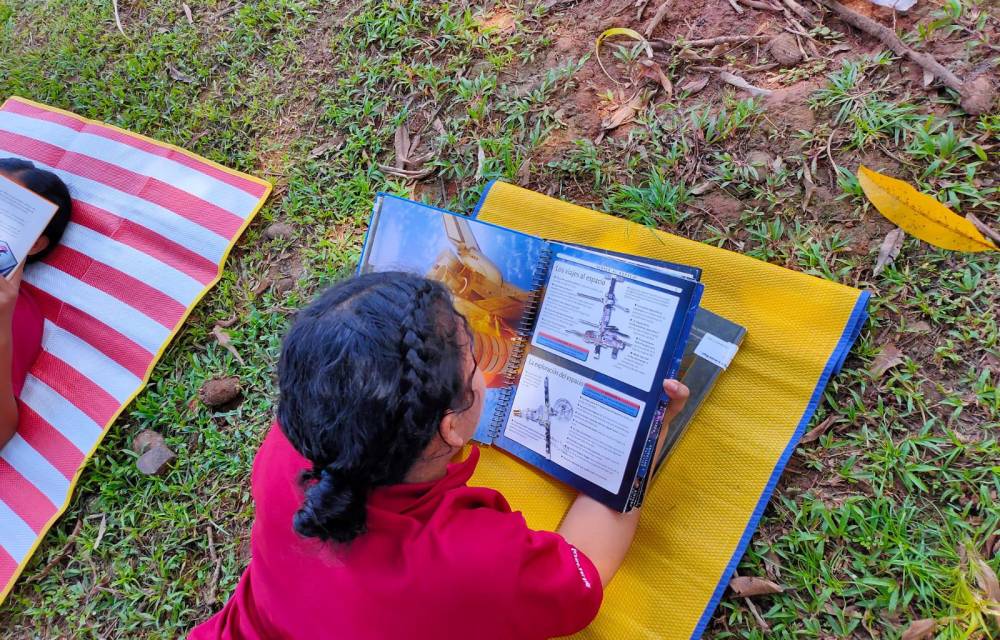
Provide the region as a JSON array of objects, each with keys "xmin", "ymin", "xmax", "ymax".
[
  {"xmin": 654, "ymin": 379, "xmax": 689, "ymax": 463},
  {"xmin": 0, "ymin": 264, "xmax": 23, "ymax": 329}
]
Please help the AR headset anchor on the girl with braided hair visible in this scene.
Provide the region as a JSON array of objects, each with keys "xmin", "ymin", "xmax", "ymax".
[{"xmin": 191, "ymin": 271, "xmax": 689, "ymax": 640}]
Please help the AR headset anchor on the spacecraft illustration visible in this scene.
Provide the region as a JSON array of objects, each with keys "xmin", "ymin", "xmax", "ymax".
[
  {"xmin": 567, "ymin": 276, "xmax": 631, "ymax": 360},
  {"xmin": 513, "ymin": 377, "xmax": 574, "ymax": 458},
  {"xmin": 426, "ymin": 216, "xmax": 529, "ymax": 386}
]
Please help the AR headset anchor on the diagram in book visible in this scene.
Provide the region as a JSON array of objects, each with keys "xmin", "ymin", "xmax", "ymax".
[
  {"xmin": 512, "ymin": 377, "xmax": 574, "ymax": 458},
  {"xmin": 566, "ymin": 276, "xmax": 631, "ymax": 360}
]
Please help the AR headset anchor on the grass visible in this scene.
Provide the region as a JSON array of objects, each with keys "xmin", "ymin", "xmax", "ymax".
[{"xmin": 1, "ymin": 0, "xmax": 998, "ymax": 638}]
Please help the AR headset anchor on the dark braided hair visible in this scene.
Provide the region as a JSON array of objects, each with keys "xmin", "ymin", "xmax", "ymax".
[
  {"xmin": 278, "ymin": 271, "xmax": 476, "ymax": 544},
  {"xmin": 0, "ymin": 158, "xmax": 72, "ymax": 262}
]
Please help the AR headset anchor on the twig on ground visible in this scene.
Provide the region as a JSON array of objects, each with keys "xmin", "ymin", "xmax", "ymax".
[
  {"xmin": 814, "ymin": 0, "xmax": 962, "ymax": 92},
  {"xmin": 24, "ymin": 519, "xmax": 83, "ymax": 585},
  {"xmin": 727, "ymin": 0, "xmax": 745, "ymax": 13},
  {"xmin": 643, "ymin": 0, "xmax": 672, "ymax": 37},
  {"xmin": 111, "ymin": 0, "xmax": 127, "ymax": 37},
  {"xmin": 651, "ymin": 35, "xmax": 769, "ymax": 49},
  {"xmin": 966, "ymin": 213, "xmax": 1000, "ymax": 245},
  {"xmin": 741, "ymin": 0, "xmax": 783, "ymax": 10},
  {"xmin": 781, "ymin": 0, "xmax": 817, "ymax": 24},
  {"xmin": 636, "ymin": 0, "xmax": 652, "ymax": 21}
]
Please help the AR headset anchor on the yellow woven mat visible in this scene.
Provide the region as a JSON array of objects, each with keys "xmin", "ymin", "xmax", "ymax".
[{"xmin": 469, "ymin": 182, "xmax": 869, "ymax": 639}]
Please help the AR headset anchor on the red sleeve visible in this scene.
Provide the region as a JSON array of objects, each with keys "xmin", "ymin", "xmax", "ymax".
[
  {"xmin": 456, "ymin": 507, "xmax": 603, "ymax": 639},
  {"xmin": 10, "ymin": 292, "xmax": 43, "ymax": 397},
  {"xmin": 506, "ymin": 526, "xmax": 604, "ymax": 638}
]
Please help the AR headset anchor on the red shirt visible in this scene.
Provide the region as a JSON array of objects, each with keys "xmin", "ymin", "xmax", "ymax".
[
  {"xmin": 191, "ymin": 424, "xmax": 603, "ymax": 640},
  {"xmin": 11, "ymin": 290, "xmax": 43, "ymax": 397}
]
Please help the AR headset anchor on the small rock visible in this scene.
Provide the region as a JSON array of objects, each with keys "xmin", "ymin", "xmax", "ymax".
[
  {"xmin": 746, "ymin": 151, "xmax": 773, "ymax": 182},
  {"xmin": 137, "ymin": 444, "xmax": 176, "ymax": 476},
  {"xmin": 767, "ymin": 33, "xmax": 802, "ymax": 67},
  {"xmin": 199, "ymin": 376, "xmax": 242, "ymax": 407},
  {"xmin": 274, "ymin": 277, "xmax": 296, "ymax": 296},
  {"xmin": 263, "ymin": 222, "xmax": 295, "ymax": 241},
  {"xmin": 132, "ymin": 429, "xmax": 165, "ymax": 455},
  {"xmin": 960, "ymin": 76, "xmax": 996, "ymax": 116}
]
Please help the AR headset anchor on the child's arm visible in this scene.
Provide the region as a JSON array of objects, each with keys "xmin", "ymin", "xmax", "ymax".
[
  {"xmin": 0, "ymin": 267, "xmax": 22, "ymax": 449},
  {"xmin": 556, "ymin": 380, "xmax": 689, "ymax": 587}
]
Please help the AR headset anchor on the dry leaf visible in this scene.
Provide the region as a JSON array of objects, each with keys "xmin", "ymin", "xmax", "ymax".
[
  {"xmin": 475, "ymin": 141, "xmax": 486, "ymax": 181},
  {"xmin": 94, "ymin": 513, "xmax": 108, "ymax": 550},
  {"xmin": 309, "ymin": 134, "xmax": 345, "ymax": 159},
  {"xmin": 873, "ymin": 227, "xmax": 905, "ymax": 276},
  {"xmin": 393, "ymin": 124, "xmax": 411, "ymax": 170},
  {"xmin": 596, "ymin": 27, "xmax": 653, "ymax": 84},
  {"xmin": 800, "ymin": 415, "xmax": 835, "ymax": 444},
  {"xmin": 857, "ymin": 166, "xmax": 998, "ymax": 252},
  {"xmin": 182, "ymin": 2, "xmax": 194, "ymax": 23},
  {"xmin": 638, "ymin": 60, "xmax": 673, "ymax": 97},
  {"xmin": 166, "ymin": 64, "xmax": 197, "ymax": 84},
  {"xmin": 602, "ymin": 90, "xmax": 651, "ymax": 131},
  {"xmin": 690, "ymin": 180, "xmax": 715, "ymax": 195},
  {"xmin": 679, "ymin": 75, "xmax": 710, "ymax": 95},
  {"xmin": 871, "ymin": 343, "xmax": 904, "ymax": 378},
  {"xmin": 922, "ymin": 68, "xmax": 935, "ymax": 88},
  {"xmin": 900, "ymin": 618, "xmax": 937, "ymax": 640},
  {"xmin": 719, "ymin": 71, "xmax": 772, "ymax": 96},
  {"xmin": 729, "ymin": 576, "xmax": 784, "ymax": 597},
  {"xmin": 516, "ymin": 158, "xmax": 531, "ymax": 186},
  {"xmin": 212, "ymin": 325, "xmax": 245, "ymax": 366},
  {"xmin": 974, "ymin": 556, "xmax": 1000, "ymax": 602}
]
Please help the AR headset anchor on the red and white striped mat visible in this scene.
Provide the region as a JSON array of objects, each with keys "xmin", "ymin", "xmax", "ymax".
[{"xmin": 0, "ymin": 96, "xmax": 271, "ymax": 601}]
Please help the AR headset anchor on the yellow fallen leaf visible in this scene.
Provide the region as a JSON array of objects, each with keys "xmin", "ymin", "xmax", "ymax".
[
  {"xmin": 857, "ymin": 165, "xmax": 997, "ymax": 252},
  {"xmin": 595, "ymin": 27, "xmax": 653, "ymax": 85}
]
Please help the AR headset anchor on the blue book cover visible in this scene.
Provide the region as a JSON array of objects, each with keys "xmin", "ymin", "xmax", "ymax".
[{"xmin": 359, "ymin": 194, "xmax": 704, "ymax": 512}]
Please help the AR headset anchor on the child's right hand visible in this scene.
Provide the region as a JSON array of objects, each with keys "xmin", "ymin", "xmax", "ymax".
[{"xmin": 0, "ymin": 264, "xmax": 23, "ymax": 330}]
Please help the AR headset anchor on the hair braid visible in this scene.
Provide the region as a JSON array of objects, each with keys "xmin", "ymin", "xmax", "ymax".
[{"xmin": 279, "ymin": 272, "xmax": 475, "ymax": 544}]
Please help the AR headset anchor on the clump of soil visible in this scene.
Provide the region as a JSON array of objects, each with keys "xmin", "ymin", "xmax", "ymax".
[
  {"xmin": 767, "ymin": 33, "xmax": 802, "ymax": 66},
  {"xmin": 199, "ymin": 376, "xmax": 243, "ymax": 409},
  {"xmin": 961, "ymin": 76, "xmax": 996, "ymax": 115},
  {"xmin": 263, "ymin": 221, "xmax": 295, "ymax": 241}
]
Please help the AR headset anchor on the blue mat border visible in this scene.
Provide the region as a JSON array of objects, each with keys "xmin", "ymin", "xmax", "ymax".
[
  {"xmin": 470, "ymin": 181, "xmax": 872, "ymax": 639},
  {"xmin": 690, "ymin": 290, "xmax": 869, "ymax": 638}
]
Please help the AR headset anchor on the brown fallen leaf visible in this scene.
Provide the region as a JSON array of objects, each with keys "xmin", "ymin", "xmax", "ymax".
[
  {"xmin": 719, "ymin": 71, "xmax": 772, "ymax": 96},
  {"xmin": 870, "ymin": 343, "xmax": 904, "ymax": 378},
  {"xmin": 638, "ymin": 60, "xmax": 673, "ymax": 97},
  {"xmin": 973, "ymin": 555, "xmax": 1000, "ymax": 602},
  {"xmin": 475, "ymin": 141, "xmax": 486, "ymax": 181},
  {"xmin": 516, "ymin": 158, "xmax": 531, "ymax": 186},
  {"xmin": 166, "ymin": 63, "xmax": 197, "ymax": 84},
  {"xmin": 679, "ymin": 75, "xmax": 710, "ymax": 95},
  {"xmin": 182, "ymin": 2, "xmax": 194, "ymax": 23},
  {"xmin": 393, "ymin": 124, "xmax": 411, "ymax": 170},
  {"xmin": 873, "ymin": 227, "xmax": 905, "ymax": 276},
  {"xmin": 799, "ymin": 415, "xmax": 835, "ymax": 444},
  {"xmin": 900, "ymin": 618, "xmax": 937, "ymax": 640},
  {"xmin": 729, "ymin": 576, "xmax": 784, "ymax": 597},
  {"xmin": 212, "ymin": 325, "xmax": 246, "ymax": 366},
  {"xmin": 601, "ymin": 90, "xmax": 652, "ymax": 132},
  {"xmin": 309, "ymin": 134, "xmax": 345, "ymax": 159}
]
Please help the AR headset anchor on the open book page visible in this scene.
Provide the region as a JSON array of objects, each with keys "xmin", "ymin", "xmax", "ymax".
[
  {"xmin": 358, "ymin": 194, "xmax": 549, "ymax": 442},
  {"xmin": 0, "ymin": 175, "xmax": 58, "ymax": 278},
  {"xmin": 495, "ymin": 245, "xmax": 702, "ymax": 510},
  {"xmin": 530, "ymin": 252, "xmax": 683, "ymax": 393},
  {"xmin": 506, "ymin": 354, "xmax": 646, "ymax": 494}
]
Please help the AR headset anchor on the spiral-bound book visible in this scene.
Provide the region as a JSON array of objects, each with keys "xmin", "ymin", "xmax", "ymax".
[{"xmin": 359, "ymin": 194, "xmax": 703, "ymax": 511}]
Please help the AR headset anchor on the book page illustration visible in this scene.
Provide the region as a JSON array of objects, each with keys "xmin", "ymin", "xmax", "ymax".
[
  {"xmin": 531, "ymin": 254, "xmax": 680, "ymax": 392},
  {"xmin": 505, "ymin": 354, "xmax": 646, "ymax": 494}
]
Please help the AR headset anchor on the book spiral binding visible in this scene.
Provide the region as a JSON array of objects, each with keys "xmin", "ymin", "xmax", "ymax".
[{"xmin": 488, "ymin": 245, "xmax": 554, "ymax": 440}]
